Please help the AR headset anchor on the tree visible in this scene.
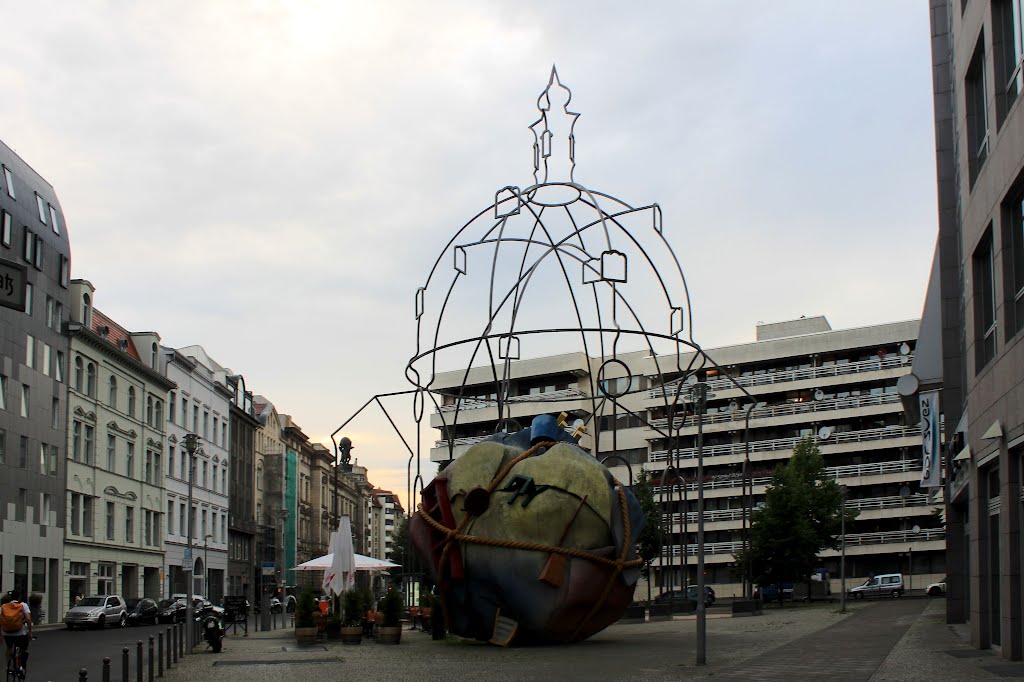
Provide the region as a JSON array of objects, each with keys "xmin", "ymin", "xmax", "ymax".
[
  {"xmin": 388, "ymin": 513, "xmax": 424, "ymax": 576},
  {"xmin": 734, "ymin": 438, "xmax": 856, "ymax": 599},
  {"xmin": 633, "ymin": 466, "xmax": 663, "ymax": 564}
]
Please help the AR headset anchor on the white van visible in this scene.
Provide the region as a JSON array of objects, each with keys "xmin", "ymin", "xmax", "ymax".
[{"xmin": 849, "ymin": 573, "xmax": 905, "ymax": 599}]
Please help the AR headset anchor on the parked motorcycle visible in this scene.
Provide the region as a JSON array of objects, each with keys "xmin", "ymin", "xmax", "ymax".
[{"xmin": 198, "ymin": 611, "xmax": 225, "ymax": 653}]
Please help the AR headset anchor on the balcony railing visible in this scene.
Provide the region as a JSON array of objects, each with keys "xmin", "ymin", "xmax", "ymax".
[
  {"xmin": 646, "ymin": 354, "xmax": 912, "ymax": 401},
  {"xmin": 436, "ymin": 388, "xmax": 586, "ymax": 414},
  {"xmin": 648, "ymin": 392, "xmax": 901, "ymax": 430},
  {"xmin": 649, "ymin": 424, "xmax": 922, "ymax": 463},
  {"xmin": 660, "ymin": 493, "xmax": 932, "ymax": 527},
  {"xmin": 659, "ymin": 528, "xmax": 945, "ymax": 557},
  {"xmin": 435, "ymin": 426, "xmax": 576, "ymax": 449},
  {"xmin": 652, "ymin": 458, "xmax": 918, "ymax": 496}
]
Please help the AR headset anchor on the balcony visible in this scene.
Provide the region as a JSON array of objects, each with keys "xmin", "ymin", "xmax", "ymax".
[
  {"xmin": 646, "ymin": 355, "xmax": 912, "ymax": 401},
  {"xmin": 647, "ymin": 392, "xmax": 901, "ymax": 430},
  {"xmin": 435, "ymin": 425, "xmax": 577, "ymax": 450},
  {"xmin": 652, "ymin": 457, "xmax": 919, "ymax": 495},
  {"xmin": 436, "ymin": 388, "xmax": 587, "ymax": 414},
  {"xmin": 661, "ymin": 493, "xmax": 932, "ymax": 527},
  {"xmin": 659, "ymin": 528, "xmax": 945, "ymax": 557},
  {"xmin": 649, "ymin": 424, "xmax": 922, "ymax": 464}
]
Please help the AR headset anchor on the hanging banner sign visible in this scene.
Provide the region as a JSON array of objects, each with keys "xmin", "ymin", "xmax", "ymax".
[{"xmin": 920, "ymin": 390, "xmax": 942, "ymax": 487}]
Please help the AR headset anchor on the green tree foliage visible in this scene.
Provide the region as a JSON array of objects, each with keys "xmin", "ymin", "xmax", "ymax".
[
  {"xmin": 388, "ymin": 513, "xmax": 423, "ymax": 575},
  {"xmin": 734, "ymin": 438, "xmax": 856, "ymax": 594},
  {"xmin": 632, "ymin": 466, "xmax": 663, "ymax": 564}
]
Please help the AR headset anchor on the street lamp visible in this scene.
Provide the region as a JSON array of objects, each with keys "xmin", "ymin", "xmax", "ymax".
[
  {"xmin": 182, "ymin": 432, "xmax": 201, "ymax": 646},
  {"xmin": 839, "ymin": 484, "xmax": 848, "ymax": 614},
  {"xmin": 692, "ymin": 382, "xmax": 708, "ymax": 667}
]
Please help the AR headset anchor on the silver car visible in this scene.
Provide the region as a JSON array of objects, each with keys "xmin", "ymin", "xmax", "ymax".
[{"xmin": 64, "ymin": 595, "xmax": 128, "ymax": 629}]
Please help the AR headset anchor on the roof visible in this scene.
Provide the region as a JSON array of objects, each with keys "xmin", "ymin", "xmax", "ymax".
[{"xmin": 91, "ymin": 309, "xmax": 142, "ymax": 361}]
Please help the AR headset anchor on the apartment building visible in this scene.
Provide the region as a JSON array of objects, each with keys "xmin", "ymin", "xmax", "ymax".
[
  {"xmin": 160, "ymin": 345, "xmax": 231, "ymax": 602},
  {"xmin": 64, "ymin": 281, "xmax": 173, "ymax": 605},
  {"xmin": 225, "ymin": 373, "xmax": 258, "ymax": 600},
  {"xmin": 920, "ymin": 0, "xmax": 1024, "ymax": 660},
  {"xmin": 430, "ymin": 316, "xmax": 940, "ymax": 597},
  {"xmin": 0, "ymin": 139, "xmax": 72, "ymax": 621}
]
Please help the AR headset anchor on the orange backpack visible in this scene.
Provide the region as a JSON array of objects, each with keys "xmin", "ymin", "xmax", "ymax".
[{"xmin": 0, "ymin": 602, "xmax": 24, "ymax": 633}]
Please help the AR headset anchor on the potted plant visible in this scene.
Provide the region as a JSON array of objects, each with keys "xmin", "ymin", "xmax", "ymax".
[
  {"xmin": 294, "ymin": 589, "xmax": 318, "ymax": 645},
  {"xmin": 340, "ymin": 590, "xmax": 363, "ymax": 644},
  {"xmin": 377, "ymin": 589, "xmax": 403, "ymax": 644}
]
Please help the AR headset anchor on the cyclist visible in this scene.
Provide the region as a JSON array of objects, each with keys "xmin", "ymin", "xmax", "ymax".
[{"xmin": 1, "ymin": 591, "xmax": 32, "ymax": 678}]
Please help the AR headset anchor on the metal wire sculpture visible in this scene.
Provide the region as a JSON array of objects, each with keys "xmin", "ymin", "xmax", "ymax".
[{"xmin": 333, "ymin": 67, "xmax": 761, "ymax": 610}]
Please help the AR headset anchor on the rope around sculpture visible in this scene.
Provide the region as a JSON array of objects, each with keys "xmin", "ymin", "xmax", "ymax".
[{"xmin": 415, "ymin": 440, "xmax": 643, "ymax": 642}]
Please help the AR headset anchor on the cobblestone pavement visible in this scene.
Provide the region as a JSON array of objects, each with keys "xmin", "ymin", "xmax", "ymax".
[{"xmin": 135, "ymin": 600, "xmax": 1010, "ymax": 682}]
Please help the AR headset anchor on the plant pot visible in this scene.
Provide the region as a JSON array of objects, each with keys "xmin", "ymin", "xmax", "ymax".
[
  {"xmin": 377, "ymin": 625, "xmax": 402, "ymax": 645},
  {"xmin": 340, "ymin": 625, "xmax": 363, "ymax": 644},
  {"xmin": 294, "ymin": 626, "xmax": 319, "ymax": 645}
]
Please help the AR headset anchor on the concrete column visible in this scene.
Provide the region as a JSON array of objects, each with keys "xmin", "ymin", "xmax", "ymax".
[
  {"xmin": 968, "ymin": 458, "xmax": 987, "ymax": 649},
  {"xmin": 1000, "ymin": 447, "xmax": 1021, "ymax": 660}
]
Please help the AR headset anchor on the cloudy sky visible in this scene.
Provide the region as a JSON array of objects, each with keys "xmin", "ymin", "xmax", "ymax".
[{"xmin": 0, "ymin": 1, "xmax": 938, "ymax": 508}]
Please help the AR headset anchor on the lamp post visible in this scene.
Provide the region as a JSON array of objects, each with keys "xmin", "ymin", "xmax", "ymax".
[
  {"xmin": 182, "ymin": 433, "xmax": 201, "ymax": 646},
  {"xmin": 840, "ymin": 484, "xmax": 848, "ymax": 614},
  {"xmin": 693, "ymin": 382, "xmax": 708, "ymax": 667}
]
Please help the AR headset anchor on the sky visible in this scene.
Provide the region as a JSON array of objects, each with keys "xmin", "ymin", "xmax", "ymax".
[{"xmin": 0, "ymin": 1, "xmax": 939, "ymax": 510}]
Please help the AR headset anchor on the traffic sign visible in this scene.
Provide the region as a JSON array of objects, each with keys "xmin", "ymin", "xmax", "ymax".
[
  {"xmin": 184, "ymin": 548, "xmax": 193, "ymax": 561},
  {"xmin": 262, "ymin": 562, "xmax": 275, "ymax": 576}
]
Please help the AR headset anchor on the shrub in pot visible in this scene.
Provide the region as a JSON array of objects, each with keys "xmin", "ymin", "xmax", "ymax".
[
  {"xmin": 378, "ymin": 589, "xmax": 403, "ymax": 644},
  {"xmin": 340, "ymin": 590, "xmax": 363, "ymax": 644},
  {"xmin": 294, "ymin": 589, "xmax": 318, "ymax": 644}
]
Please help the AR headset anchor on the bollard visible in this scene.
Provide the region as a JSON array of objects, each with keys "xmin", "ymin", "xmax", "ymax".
[
  {"xmin": 158, "ymin": 632, "xmax": 164, "ymax": 677},
  {"xmin": 136, "ymin": 640, "xmax": 143, "ymax": 682},
  {"xmin": 177, "ymin": 622, "xmax": 183, "ymax": 658},
  {"xmin": 122, "ymin": 647, "xmax": 129, "ymax": 682},
  {"xmin": 102, "ymin": 657, "xmax": 110, "ymax": 682},
  {"xmin": 172, "ymin": 625, "xmax": 177, "ymax": 664},
  {"xmin": 165, "ymin": 628, "xmax": 171, "ymax": 669},
  {"xmin": 148, "ymin": 636, "xmax": 154, "ymax": 682},
  {"xmin": 79, "ymin": 668, "xmax": 88, "ymax": 681}
]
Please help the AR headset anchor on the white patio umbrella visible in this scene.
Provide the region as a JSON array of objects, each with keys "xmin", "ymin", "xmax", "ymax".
[
  {"xmin": 295, "ymin": 552, "xmax": 400, "ymax": 572},
  {"xmin": 321, "ymin": 516, "xmax": 355, "ymax": 596}
]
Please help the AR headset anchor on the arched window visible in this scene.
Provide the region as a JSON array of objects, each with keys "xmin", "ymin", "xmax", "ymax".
[
  {"xmin": 256, "ymin": 462, "xmax": 264, "ymax": 491},
  {"xmin": 128, "ymin": 386, "xmax": 136, "ymax": 418},
  {"xmin": 108, "ymin": 376, "xmax": 117, "ymax": 409},
  {"xmin": 82, "ymin": 293, "xmax": 91, "ymax": 326},
  {"xmin": 256, "ymin": 501, "xmax": 263, "ymax": 525},
  {"xmin": 151, "ymin": 343, "xmax": 158, "ymax": 370},
  {"xmin": 146, "ymin": 396, "xmax": 153, "ymax": 425},
  {"xmin": 86, "ymin": 363, "xmax": 96, "ymax": 397},
  {"xmin": 154, "ymin": 400, "xmax": 162, "ymax": 429},
  {"xmin": 74, "ymin": 356, "xmax": 83, "ymax": 392}
]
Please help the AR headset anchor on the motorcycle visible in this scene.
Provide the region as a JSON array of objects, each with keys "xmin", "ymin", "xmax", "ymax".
[{"xmin": 198, "ymin": 611, "xmax": 225, "ymax": 653}]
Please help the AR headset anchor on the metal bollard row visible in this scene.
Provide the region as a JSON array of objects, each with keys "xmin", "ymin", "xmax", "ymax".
[
  {"xmin": 136, "ymin": 640, "xmax": 143, "ymax": 682},
  {"xmin": 102, "ymin": 657, "xmax": 110, "ymax": 682}
]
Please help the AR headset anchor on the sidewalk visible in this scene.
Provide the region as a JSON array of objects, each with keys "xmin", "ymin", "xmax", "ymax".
[{"xmin": 153, "ymin": 600, "xmax": 1015, "ymax": 682}]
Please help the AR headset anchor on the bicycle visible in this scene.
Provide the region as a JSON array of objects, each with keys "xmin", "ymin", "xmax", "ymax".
[{"xmin": 4, "ymin": 641, "xmax": 25, "ymax": 682}]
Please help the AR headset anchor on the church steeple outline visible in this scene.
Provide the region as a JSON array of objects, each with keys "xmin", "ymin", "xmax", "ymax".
[{"xmin": 529, "ymin": 66, "xmax": 581, "ymax": 187}]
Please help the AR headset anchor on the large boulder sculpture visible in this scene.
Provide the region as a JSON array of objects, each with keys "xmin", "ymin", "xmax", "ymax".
[{"xmin": 410, "ymin": 416, "xmax": 645, "ymax": 645}]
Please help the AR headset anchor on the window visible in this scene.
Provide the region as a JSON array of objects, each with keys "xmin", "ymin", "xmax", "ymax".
[
  {"xmin": 179, "ymin": 502, "xmax": 186, "ymax": 537},
  {"xmin": 167, "ymin": 501, "xmax": 174, "ymax": 536},
  {"xmin": 38, "ymin": 442, "xmax": 47, "ymax": 472},
  {"xmin": 967, "ymin": 34, "xmax": 990, "ymax": 187},
  {"xmin": 86, "ymin": 363, "xmax": 95, "ymax": 397},
  {"xmin": 1, "ymin": 210, "xmax": 10, "ymax": 246},
  {"xmin": 42, "ymin": 344, "xmax": 51, "ymax": 377},
  {"xmin": 127, "ymin": 386, "xmax": 136, "ymax": 417},
  {"xmin": 180, "ymin": 450, "xmax": 186, "ymax": 480},
  {"xmin": 24, "ymin": 283, "xmax": 32, "ymax": 317},
  {"xmin": 18, "ymin": 436, "xmax": 27, "ymax": 468},
  {"xmin": 20, "ymin": 384, "xmax": 29, "ymax": 418},
  {"xmin": 51, "ymin": 397, "xmax": 59, "ymax": 429},
  {"xmin": 35, "ymin": 193, "xmax": 47, "ymax": 224},
  {"xmin": 0, "ymin": 375, "xmax": 5, "ymax": 411},
  {"xmin": 74, "ymin": 356, "xmax": 83, "ymax": 391},
  {"xmin": 155, "ymin": 400, "xmax": 162, "ymax": 428},
  {"xmin": 107, "ymin": 434, "xmax": 116, "ymax": 471},
  {"xmin": 84, "ymin": 424, "xmax": 94, "ymax": 464},
  {"xmin": 33, "ymin": 235, "xmax": 42, "ymax": 270},
  {"xmin": 126, "ymin": 441, "xmax": 135, "ymax": 477},
  {"xmin": 55, "ymin": 351, "xmax": 64, "ymax": 382},
  {"xmin": 974, "ymin": 228, "xmax": 998, "ymax": 370},
  {"xmin": 60, "ymin": 256, "xmax": 68, "ymax": 288},
  {"xmin": 181, "ymin": 395, "xmax": 187, "ymax": 425},
  {"xmin": 1005, "ymin": 187, "xmax": 1024, "ymax": 336},
  {"xmin": 125, "ymin": 506, "xmax": 134, "ymax": 543},
  {"xmin": 222, "ymin": 422, "xmax": 227, "ymax": 447},
  {"xmin": 201, "ymin": 460, "xmax": 208, "ymax": 488},
  {"xmin": 145, "ymin": 449, "xmax": 152, "ymax": 483},
  {"xmin": 144, "ymin": 510, "xmax": 152, "ymax": 545},
  {"xmin": 201, "ymin": 509, "xmax": 207, "ymax": 538},
  {"xmin": 169, "ymin": 392, "xmax": 176, "ymax": 424},
  {"xmin": 190, "ymin": 506, "xmax": 196, "ymax": 539},
  {"xmin": 192, "ymin": 405, "xmax": 198, "ymax": 433},
  {"xmin": 0, "ymin": 428, "xmax": 5, "ymax": 464},
  {"xmin": 41, "ymin": 494, "xmax": 51, "ymax": 526},
  {"xmin": 222, "ymin": 466, "xmax": 227, "ymax": 494},
  {"xmin": 211, "ymin": 466, "xmax": 216, "ymax": 492},
  {"xmin": 70, "ymin": 493, "xmax": 81, "ymax": 535},
  {"xmin": 146, "ymin": 396, "xmax": 153, "ymax": 425},
  {"xmin": 3, "ymin": 165, "xmax": 14, "ymax": 198},
  {"xmin": 50, "ymin": 299, "xmax": 62, "ymax": 331},
  {"xmin": 108, "ymin": 376, "xmax": 117, "ymax": 408},
  {"xmin": 48, "ymin": 444, "xmax": 58, "ymax": 475},
  {"xmin": 48, "ymin": 205, "xmax": 60, "ymax": 235},
  {"xmin": 72, "ymin": 420, "xmax": 81, "ymax": 461},
  {"xmin": 168, "ymin": 445, "xmax": 175, "ymax": 480},
  {"xmin": 203, "ymin": 410, "xmax": 209, "ymax": 439},
  {"xmin": 83, "ymin": 496, "xmax": 94, "ymax": 537},
  {"xmin": 23, "ymin": 226, "xmax": 34, "ymax": 263},
  {"xmin": 256, "ymin": 462, "xmax": 263, "ymax": 490},
  {"xmin": 25, "ymin": 334, "xmax": 34, "ymax": 369},
  {"xmin": 106, "ymin": 502, "xmax": 115, "ymax": 540}
]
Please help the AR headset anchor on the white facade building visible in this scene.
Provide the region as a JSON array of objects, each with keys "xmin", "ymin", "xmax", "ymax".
[{"xmin": 161, "ymin": 345, "xmax": 230, "ymax": 602}]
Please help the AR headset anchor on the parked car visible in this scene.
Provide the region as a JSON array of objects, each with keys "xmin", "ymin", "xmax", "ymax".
[
  {"xmin": 157, "ymin": 598, "xmax": 186, "ymax": 623},
  {"xmin": 927, "ymin": 578, "xmax": 947, "ymax": 597},
  {"xmin": 850, "ymin": 573, "xmax": 905, "ymax": 599},
  {"xmin": 126, "ymin": 598, "xmax": 159, "ymax": 625},
  {"xmin": 65, "ymin": 595, "xmax": 128, "ymax": 629},
  {"xmin": 653, "ymin": 586, "xmax": 715, "ymax": 608},
  {"xmin": 755, "ymin": 583, "xmax": 794, "ymax": 601}
]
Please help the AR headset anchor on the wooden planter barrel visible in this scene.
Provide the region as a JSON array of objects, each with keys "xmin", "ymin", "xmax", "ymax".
[{"xmin": 340, "ymin": 625, "xmax": 363, "ymax": 644}]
